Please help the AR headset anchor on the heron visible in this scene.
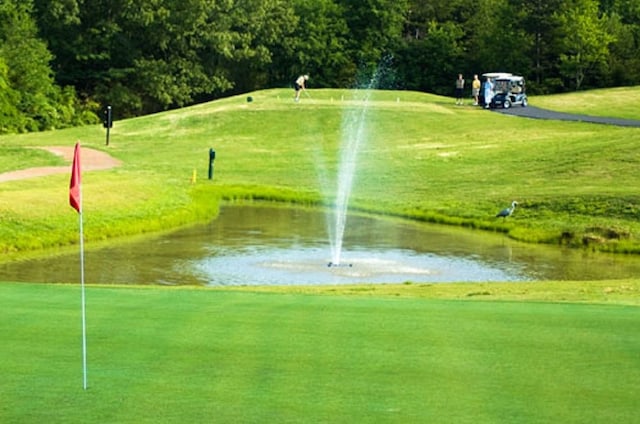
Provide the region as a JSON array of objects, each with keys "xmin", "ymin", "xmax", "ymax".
[{"xmin": 496, "ymin": 201, "xmax": 518, "ymax": 219}]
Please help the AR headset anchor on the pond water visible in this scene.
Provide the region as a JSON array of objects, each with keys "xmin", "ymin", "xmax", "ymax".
[{"xmin": 2, "ymin": 204, "xmax": 640, "ymax": 286}]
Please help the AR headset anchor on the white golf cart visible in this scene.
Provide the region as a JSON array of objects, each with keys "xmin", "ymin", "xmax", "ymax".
[
  {"xmin": 489, "ymin": 75, "xmax": 528, "ymax": 109},
  {"xmin": 479, "ymin": 72, "xmax": 512, "ymax": 106}
]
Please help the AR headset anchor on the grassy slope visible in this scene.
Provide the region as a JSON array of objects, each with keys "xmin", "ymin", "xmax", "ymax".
[
  {"xmin": 2, "ymin": 87, "xmax": 640, "ymax": 256},
  {"xmin": 531, "ymin": 86, "xmax": 640, "ymax": 119},
  {"xmin": 2, "ymin": 89, "xmax": 640, "ymax": 422},
  {"xmin": 1, "ymin": 283, "xmax": 639, "ymax": 424}
]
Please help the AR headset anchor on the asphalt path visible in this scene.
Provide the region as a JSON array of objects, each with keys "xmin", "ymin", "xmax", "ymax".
[{"xmin": 493, "ymin": 105, "xmax": 640, "ymax": 128}]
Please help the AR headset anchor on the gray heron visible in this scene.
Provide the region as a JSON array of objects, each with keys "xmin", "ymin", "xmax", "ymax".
[{"xmin": 496, "ymin": 201, "xmax": 518, "ymax": 219}]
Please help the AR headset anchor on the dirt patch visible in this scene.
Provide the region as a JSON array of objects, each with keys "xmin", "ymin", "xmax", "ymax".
[{"xmin": 0, "ymin": 146, "xmax": 121, "ymax": 183}]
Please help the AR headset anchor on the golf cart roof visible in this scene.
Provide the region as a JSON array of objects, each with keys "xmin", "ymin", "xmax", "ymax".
[
  {"xmin": 495, "ymin": 75, "xmax": 525, "ymax": 82},
  {"xmin": 482, "ymin": 72, "xmax": 512, "ymax": 79}
]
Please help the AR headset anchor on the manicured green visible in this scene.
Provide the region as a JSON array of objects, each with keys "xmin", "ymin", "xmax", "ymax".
[
  {"xmin": 1, "ymin": 282, "xmax": 639, "ymax": 423},
  {"xmin": 2, "ymin": 87, "xmax": 640, "ymax": 257}
]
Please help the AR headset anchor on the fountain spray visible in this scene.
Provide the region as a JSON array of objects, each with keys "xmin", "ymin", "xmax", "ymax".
[{"xmin": 328, "ymin": 69, "xmax": 383, "ymax": 267}]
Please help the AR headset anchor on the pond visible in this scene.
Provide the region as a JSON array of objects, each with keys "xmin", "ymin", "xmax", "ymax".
[{"xmin": 2, "ymin": 204, "xmax": 640, "ymax": 286}]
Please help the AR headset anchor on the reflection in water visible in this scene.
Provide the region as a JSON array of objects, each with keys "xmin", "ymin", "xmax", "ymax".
[{"xmin": 2, "ymin": 204, "xmax": 640, "ymax": 286}]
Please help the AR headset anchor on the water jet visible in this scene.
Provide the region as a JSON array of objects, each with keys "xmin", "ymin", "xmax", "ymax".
[{"xmin": 325, "ymin": 71, "xmax": 382, "ymax": 267}]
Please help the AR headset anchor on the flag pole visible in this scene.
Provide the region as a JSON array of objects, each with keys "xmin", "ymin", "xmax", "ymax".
[
  {"xmin": 70, "ymin": 142, "xmax": 87, "ymax": 390},
  {"xmin": 79, "ymin": 206, "xmax": 87, "ymax": 390}
]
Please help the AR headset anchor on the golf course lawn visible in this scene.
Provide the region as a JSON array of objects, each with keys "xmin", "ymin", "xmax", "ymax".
[
  {"xmin": 1, "ymin": 282, "xmax": 639, "ymax": 423},
  {"xmin": 3, "ymin": 88, "xmax": 640, "ymax": 255},
  {"xmin": 1, "ymin": 87, "xmax": 640, "ymax": 422}
]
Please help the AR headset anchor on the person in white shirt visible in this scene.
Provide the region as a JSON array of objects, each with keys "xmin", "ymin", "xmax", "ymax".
[{"xmin": 294, "ymin": 75, "xmax": 309, "ymax": 102}]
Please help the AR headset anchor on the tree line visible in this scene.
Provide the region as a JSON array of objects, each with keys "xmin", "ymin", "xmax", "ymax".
[{"xmin": 1, "ymin": 0, "xmax": 639, "ymax": 133}]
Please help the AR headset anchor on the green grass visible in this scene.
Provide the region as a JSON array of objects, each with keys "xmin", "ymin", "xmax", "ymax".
[
  {"xmin": 2, "ymin": 88, "xmax": 640, "ymax": 254},
  {"xmin": 0, "ymin": 146, "xmax": 66, "ymax": 173},
  {"xmin": 2, "ymin": 89, "xmax": 640, "ymax": 422},
  {"xmin": 1, "ymin": 283, "xmax": 639, "ymax": 423},
  {"xmin": 531, "ymin": 86, "xmax": 640, "ymax": 119},
  {"xmin": 232, "ymin": 279, "xmax": 640, "ymax": 305}
]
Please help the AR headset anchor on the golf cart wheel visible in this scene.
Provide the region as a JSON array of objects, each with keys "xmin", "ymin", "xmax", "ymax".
[
  {"xmin": 522, "ymin": 98, "xmax": 528, "ymax": 107},
  {"xmin": 503, "ymin": 100, "xmax": 511, "ymax": 109}
]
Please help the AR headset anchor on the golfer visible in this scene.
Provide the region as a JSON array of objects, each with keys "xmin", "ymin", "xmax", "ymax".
[{"xmin": 294, "ymin": 75, "xmax": 309, "ymax": 102}]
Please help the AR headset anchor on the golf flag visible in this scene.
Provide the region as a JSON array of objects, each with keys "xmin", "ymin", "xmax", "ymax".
[
  {"xmin": 69, "ymin": 142, "xmax": 82, "ymax": 213},
  {"xmin": 69, "ymin": 141, "xmax": 88, "ymax": 390}
]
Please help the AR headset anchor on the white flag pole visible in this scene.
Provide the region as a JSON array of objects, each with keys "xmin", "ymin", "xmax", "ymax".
[
  {"xmin": 71, "ymin": 142, "xmax": 87, "ymax": 390},
  {"xmin": 79, "ymin": 206, "xmax": 87, "ymax": 390},
  {"xmin": 69, "ymin": 142, "xmax": 87, "ymax": 390}
]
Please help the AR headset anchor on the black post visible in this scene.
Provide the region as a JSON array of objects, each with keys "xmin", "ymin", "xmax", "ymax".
[
  {"xmin": 103, "ymin": 105, "xmax": 113, "ymax": 145},
  {"xmin": 208, "ymin": 148, "xmax": 216, "ymax": 180}
]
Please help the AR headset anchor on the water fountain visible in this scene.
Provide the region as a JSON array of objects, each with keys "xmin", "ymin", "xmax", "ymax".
[
  {"xmin": 326, "ymin": 72, "xmax": 380, "ymax": 267},
  {"xmin": 6, "ymin": 69, "xmax": 640, "ymax": 286},
  {"xmin": 9, "ymin": 69, "xmax": 632, "ymax": 286}
]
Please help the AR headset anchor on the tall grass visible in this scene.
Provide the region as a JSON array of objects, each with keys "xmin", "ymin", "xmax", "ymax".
[{"xmin": 2, "ymin": 88, "xmax": 640, "ymax": 256}]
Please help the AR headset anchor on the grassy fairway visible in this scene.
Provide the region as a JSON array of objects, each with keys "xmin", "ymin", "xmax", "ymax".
[
  {"xmin": 2, "ymin": 88, "xmax": 640, "ymax": 255},
  {"xmin": 1, "ymin": 283, "xmax": 639, "ymax": 423},
  {"xmin": 2, "ymin": 88, "xmax": 640, "ymax": 422},
  {"xmin": 532, "ymin": 86, "xmax": 640, "ymax": 119}
]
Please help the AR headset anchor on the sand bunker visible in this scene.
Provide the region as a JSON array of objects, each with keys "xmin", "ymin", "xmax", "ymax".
[{"xmin": 0, "ymin": 146, "xmax": 121, "ymax": 183}]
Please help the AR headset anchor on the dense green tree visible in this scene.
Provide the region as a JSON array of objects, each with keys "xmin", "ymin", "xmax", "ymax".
[
  {"xmin": 464, "ymin": 0, "xmax": 531, "ymax": 75},
  {"xmin": 15, "ymin": 0, "xmax": 640, "ymax": 123},
  {"xmin": 556, "ymin": 0, "xmax": 615, "ymax": 89},
  {"xmin": 396, "ymin": 21, "xmax": 465, "ymax": 94},
  {"xmin": 338, "ymin": 0, "xmax": 409, "ymax": 85},
  {"xmin": 507, "ymin": 0, "xmax": 566, "ymax": 91},
  {"xmin": 0, "ymin": 57, "xmax": 24, "ymax": 133},
  {"xmin": 217, "ymin": 0, "xmax": 297, "ymax": 94},
  {"xmin": 604, "ymin": 0, "xmax": 640, "ymax": 86},
  {"xmin": 34, "ymin": 0, "xmax": 295, "ymax": 116},
  {"xmin": 0, "ymin": 0, "xmax": 93, "ymax": 133},
  {"xmin": 404, "ymin": 0, "xmax": 472, "ymax": 39},
  {"xmin": 271, "ymin": 0, "xmax": 352, "ymax": 88},
  {"xmin": 402, "ymin": 0, "xmax": 474, "ymax": 90}
]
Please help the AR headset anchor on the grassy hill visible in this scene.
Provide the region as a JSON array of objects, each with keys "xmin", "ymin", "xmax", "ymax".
[
  {"xmin": 532, "ymin": 85, "xmax": 640, "ymax": 119},
  {"xmin": 1, "ymin": 88, "xmax": 640, "ymax": 256},
  {"xmin": 2, "ymin": 89, "xmax": 640, "ymax": 423}
]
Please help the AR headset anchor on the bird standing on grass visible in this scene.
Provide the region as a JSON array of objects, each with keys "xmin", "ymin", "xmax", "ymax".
[{"xmin": 496, "ymin": 201, "xmax": 518, "ymax": 219}]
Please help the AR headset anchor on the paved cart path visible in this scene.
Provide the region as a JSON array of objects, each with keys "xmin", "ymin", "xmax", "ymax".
[{"xmin": 493, "ymin": 105, "xmax": 640, "ymax": 127}]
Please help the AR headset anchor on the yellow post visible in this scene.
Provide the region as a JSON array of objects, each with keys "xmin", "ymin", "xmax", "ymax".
[{"xmin": 191, "ymin": 169, "xmax": 197, "ymax": 184}]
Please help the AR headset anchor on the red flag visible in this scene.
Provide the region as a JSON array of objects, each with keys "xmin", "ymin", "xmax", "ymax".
[{"xmin": 69, "ymin": 142, "xmax": 82, "ymax": 213}]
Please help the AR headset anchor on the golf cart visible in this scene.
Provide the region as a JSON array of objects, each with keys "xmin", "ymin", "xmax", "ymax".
[
  {"xmin": 479, "ymin": 72, "xmax": 512, "ymax": 106},
  {"xmin": 489, "ymin": 75, "xmax": 527, "ymax": 109}
]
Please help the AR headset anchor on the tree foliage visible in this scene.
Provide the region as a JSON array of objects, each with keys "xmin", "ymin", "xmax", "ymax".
[
  {"xmin": 0, "ymin": 0, "xmax": 639, "ymax": 131},
  {"xmin": 272, "ymin": 0, "xmax": 352, "ymax": 88},
  {"xmin": 556, "ymin": 0, "xmax": 615, "ymax": 90},
  {"xmin": 0, "ymin": 0, "xmax": 95, "ymax": 133}
]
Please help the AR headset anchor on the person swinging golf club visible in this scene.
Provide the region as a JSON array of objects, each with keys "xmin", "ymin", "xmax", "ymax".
[{"xmin": 294, "ymin": 74, "xmax": 309, "ymax": 102}]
